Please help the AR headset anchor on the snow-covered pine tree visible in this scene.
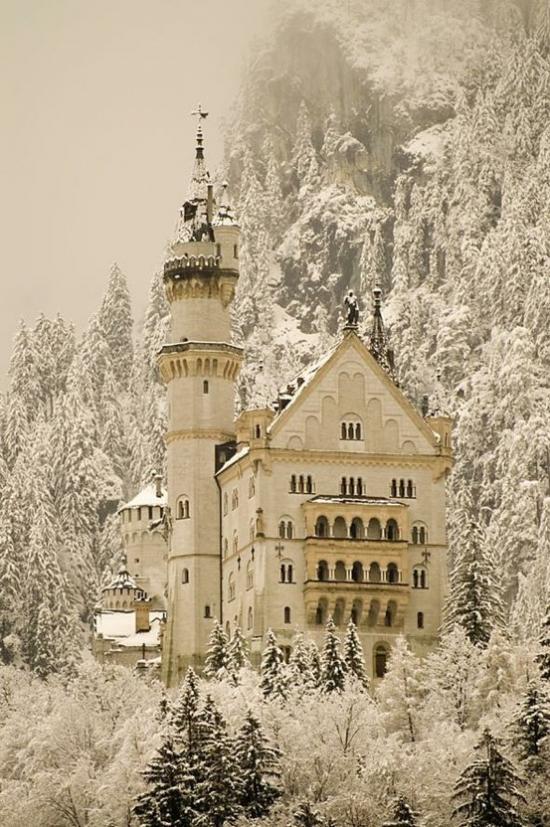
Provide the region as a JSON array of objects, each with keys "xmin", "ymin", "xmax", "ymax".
[
  {"xmin": 133, "ymin": 728, "xmax": 192, "ymax": 827},
  {"xmin": 234, "ymin": 709, "xmax": 281, "ymax": 818},
  {"xmin": 513, "ymin": 678, "xmax": 550, "ymax": 763},
  {"xmin": 452, "ymin": 729, "xmax": 526, "ymax": 827},
  {"xmin": 227, "ymin": 625, "xmax": 250, "ymax": 679},
  {"xmin": 170, "ymin": 666, "xmax": 201, "ymax": 746},
  {"xmin": 320, "ymin": 616, "xmax": 346, "ymax": 693},
  {"xmin": 293, "ymin": 801, "xmax": 328, "ymax": 827},
  {"xmin": 203, "ymin": 620, "xmax": 230, "ymax": 680},
  {"xmin": 382, "ymin": 797, "xmax": 418, "ymax": 827},
  {"xmin": 536, "ymin": 601, "xmax": 550, "ymax": 681},
  {"xmin": 377, "ymin": 636, "xmax": 424, "ymax": 743},
  {"xmin": 98, "ymin": 263, "xmax": 134, "ymax": 391},
  {"xmin": 0, "ymin": 508, "xmax": 21, "ymax": 664},
  {"xmin": 260, "ymin": 629, "xmax": 287, "ymax": 699},
  {"xmin": 343, "ymin": 619, "xmax": 369, "ymax": 690},
  {"xmin": 288, "ymin": 633, "xmax": 316, "ymax": 691},
  {"xmin": 194, "ymin": 695, "xmax": 240, "ymax": 827}
]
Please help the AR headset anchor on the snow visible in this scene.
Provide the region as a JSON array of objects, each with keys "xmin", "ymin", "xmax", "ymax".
[
  {"xmin": 95, "ymin": 610, "xmax": 165, "ymax": 647},
  {"xmin": 121, "ymin": 483, "xmax": 167, "ymax": 511},
  {"xmin": 311, "ymin": 495, "xmax": 407, "ymax": 507},
  {"xmin": 216, "ymin": 446, "xmax": 250, "ymax": 475},
  {"xmin": 404, "ymin": 125, "xmax": 445, "ymax": 163}
]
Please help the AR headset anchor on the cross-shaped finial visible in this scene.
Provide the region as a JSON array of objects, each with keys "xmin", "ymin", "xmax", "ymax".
[
  {"xmin": 274, "ymin": 542, "xmax": 285, "ymax": 559},
  {"xmin": 422, "ymin": 549, "xmax": 431, "ymax": 565},
  {"xmin": 191, "ymin": 103, "xmax": 209, "ymax": 123}
]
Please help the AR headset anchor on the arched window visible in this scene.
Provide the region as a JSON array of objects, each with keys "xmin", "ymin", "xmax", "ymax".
[
  {"xmin": 246, "ymin": 561, "xmax": 253, "ymax": 589},
  {"xmin": 374, "ymin": 644, "xmax": 389, "ymax": 678},
  {"xmin": 387, "ymin": 563, "xmax": 399, "ymax": 584},
  {"xmin": 316, "ymin": 600, "xmax": 327, "ymax": 625},
  {"xmin": 413, "ymin": 566, "xmax": 428, "ymax": 589},
  {"xmin": 279, "ymin": 521, "xmax": 286, "ymax": 539},
  {"xmin": 317, "ymin": 560, "xmax": 329, "ymax": 581},
  {"xmin": 367, "ymin": 518, "xmax": 382, "ymax": 540},
  {"xmin": 315, "ymin": 516, "xmax": 329, "ymax": 537},
  {"xmin": 225, "ymin": 620, "xmax": 230, "ymax": 637},
  {"xmin": 298, "ymin": 475, "xmax": 305, "ymax": 493},
  {"xmin": 357, "ymin": 477, "xmax": 363, "ymax": 496},
  {"xmin": 350, "ymin": 517, "xmax": 364, "ymax": 539},
  {"xmin": 406, "ymin": 479, "xmax": 414, "ymax": 498},
  {"xmin": 349, "ymin": 477, "xmax": 355, "ymax": 495},
  {"xmin": 355, "ymin": 423, "xmax": 362, "ymax": 440},
  {"xmin": 247, "ymin": 606, "xmax": 253, "ymax": 629},
  {"xmin": 284, "ymin": 606, "xmax": 291, "ymax": 624},
  {"xmin": 399, "ymin": 479, "xmax": 405, "ymax": 497},
  {"xmin": 288, "ymin": 564, "xmax": 293, "ymax": 582},
  {"xmin": 333, "ymin": 516, "xmax": 347, "ymax": 538},
  {"xmin": 286, "ymin": 521, "xmax": 293, "ymax": 539},
  {"xmin": 280, "ymin": 563, "xmax": 286, "ymax": 583},
  {"xmin": 182, "ymin": 568, "xmax": 189, "ymax": 584},
  {"xmin": 368, "ymin": 562, "xmax": 381, "ymax": 583},
  {"xmin": 341, "ymin": 423, "xmax": 347, "ymax": 440},
  {"xmin": 341, "ymin": 477, "xmax": 347, "ymax": 495},
  {"xmin": 386, "ymin": 519, "xmax": 399, "ymax": 541},
  {"xmin": 390, "ymin": 479, "xmax": 397, "ymax": 497},
  {"xmin": 177, "ymin": 497, "xmax": 190, "ymax": 520},
  {"xmin": 412, "ymin": 523, "xmax": 428, "ymax": 544},
  {"xmin": 203, "ymin": 380, "xmax": 209, "ymax": 394},
  {"xmin": 335, "ymin": 561, "xmax": 346, "ymax": 581},
  {"xmin": 306, "ymin": 475, "xmax": 313, "ymax": 494},
  {"xmin": 204, "ymin": 605, "xmax": 211, "ymax": 618},
  {"xmin": 290, "ymin": 475, "xmax": 297, "ymax": 493},
  {"xmin": 232, "ymin": 531, "xmax": 238, "ymax": 556},
  {"xmin": 228, "ymin": 573, "xmax": 235, "ymax": 601},
  {"xmin": 417, "ymin": 611, "xmax": 424, "ymax": 629},
  {"xmin": 347, "ymin": 423, "xmax": 354, "ymax": 440},
  {"xmin": 255, "ymin": 424, "xmax": 261, "ymax": 438},
  {"xmin": 352, "ymin": 561, "xmax": 363, "ymax": 582}
]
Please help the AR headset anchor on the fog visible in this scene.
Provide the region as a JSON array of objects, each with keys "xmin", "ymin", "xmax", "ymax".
[{"xmin": 0, "ymin": 0, "xmax": 268, "ymax": 384}]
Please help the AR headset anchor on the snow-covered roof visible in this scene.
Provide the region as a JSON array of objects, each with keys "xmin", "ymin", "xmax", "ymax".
[
  {"xmin": 95, "ymin": 611, "xmax": 165, "ymax": 647},
  {"xmin": 309, "ymin": 495, "xmax": 407, "ymax": 507},
  {"xmin": 104, "ymin": 567, "xmax": 136, "ymax": 591},
  {"xmin": 121, "ymin": 483, "xmax": 167, "ymax": 511},
  {"xmin": 216, "ymin": 446, "xmax": 250, "ymax": 475}
]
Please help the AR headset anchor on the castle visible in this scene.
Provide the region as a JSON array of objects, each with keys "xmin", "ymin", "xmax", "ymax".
[{"xmin": 95, "ymin": 113, "xmax": 453, "ymax": 685}]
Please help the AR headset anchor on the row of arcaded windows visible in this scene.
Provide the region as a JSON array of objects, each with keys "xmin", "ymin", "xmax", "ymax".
[
  {"xmin": 390, "ymin": 479, "xmax": 416, "ymax": 498},
  {"xmin": 290, "ymin": 474, "xmax": 314, "ymax": 494},
  {"xmin": 341, "ymin": 422, "xmax": 362, "ymax": 441},
  {"xmin": 315, "ymin": 515, "xmax": 400, "ymax": 541},
  {"xmin": 341, "ymin": 476, "xmax": 364, "ymax": 496},
  {"xmin": 316, "ymin": 560, "xmax": 401, "ymax": 584},
  {"xmin": 123, "ymin": 506, "xmax": 163, "ymax": 523}
]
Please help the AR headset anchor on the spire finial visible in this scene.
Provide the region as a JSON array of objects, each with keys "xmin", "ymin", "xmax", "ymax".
[
  {"xmin": 191, "ymin": 104, "xmax": 209, "ymax": 158},
  {"xmin": 368, "ymin": 284, "xmax": 396, "ymax": 380}
]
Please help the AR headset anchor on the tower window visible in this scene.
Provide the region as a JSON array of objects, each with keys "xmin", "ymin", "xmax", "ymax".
[
  {"xmin": 204, "ymin": 605, "xmax": 212, "ymax": 619},
  {"xmin": 216, "ymin": 243, "xmax": 221, "ymax": 257},
  {"xmin": 290, "ymin": 475, "xmax": 297, "ymax": 493},
  {"xmin": 374, "ymin": 644, "xmax": 388, "ymax": 678},
  {"xmin": 417, "ymin": 611, "xmax": 424, "ymax": 629},
  {"xmin": 247, "ymin": 606, "xmax": 253, "ymax": 629},
  {"xmin": 255, "ymin": 424, "xmax": 261, "ymax": 438},
  {"xmin": 176, "ymin": 497, "xmax": 190, "ymax": 520},
  {"xmin": 203, "ymin": 380, "xmax": 209, "ymax": 394},
  {"xmin": 233, "ymin": 243, "xmax": 238, "ymax": 258},
  {"xmin": 284, "ymin": 606, "xmax": 291, "ymax": 624},
  {"xmin": 182, "ymin": 568, "xmax": 189, "ymax": 584}
]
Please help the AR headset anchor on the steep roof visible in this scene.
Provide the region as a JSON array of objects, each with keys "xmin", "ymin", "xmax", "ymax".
[{"xmin": 121, "ymin": 483, "xmax": 167, "ymax": 511}]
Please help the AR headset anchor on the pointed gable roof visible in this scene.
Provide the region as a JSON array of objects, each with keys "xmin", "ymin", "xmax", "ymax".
[{"xmin": 269, "ymin": 330, "xmax": 439, "ymax": 449}]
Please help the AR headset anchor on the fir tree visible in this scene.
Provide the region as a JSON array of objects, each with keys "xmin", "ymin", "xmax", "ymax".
[
  {"xmin": 378, "ymin": 636, "xmax": 424, "ymax": 743},
  {"xmin": 383, "ymin": 797, "xmax": 418, "ymax": 827},
  {"xmin": 536, "ymin": 601, "xmax": 550, "ymax": 681},
  {"xmin": 260, "ymin": 629, "xmax": 287, "ymax": 699},
  {"xmin": 288, "ymin": 633, "xmax": 316, "ymax": 691},
  {"xmin": 452, "ymin": 729, "xmax": 526, "ymax": 827},
  {"xmin": 203, "ymin": 620, "xmax": 230, "ymax": 680},
  {"xmin": 234, "ymin": 709, "xmax": 281, "ymax": 818},
  {"xmin": 133, "ymin": 729, "xmax": 192, "ymax": 827},
  {"xmin": 170, "ymin": 667, "xmax": 201, "ymax": 745},
  {"xmin": 513, "ymin": 679, "xmax": 550, "ymax": 763},
  {"xmin": 293, "ymin": 801, "xmax": 327, "ymax": 827},
  {"xmin": 227, "ymin": 625, "xmax": 249, "ymax": 679},
  {"xmin": 320, "ymin": 616, "xmax": 346, "ymax": 694},
  {"xmin": 343, "ymin": 619, "xmax": 369, "ymax": 690},
  {"xmin": 0, "ymin": 509, "xmax": 21, "ymax": 664},
  {"xmin": 98, "ymin": 263, "xmax": 134, "ymax": 390},
  {"xmin": 195, "ymin": 695, "xmax": 240, "ymax": 827}
]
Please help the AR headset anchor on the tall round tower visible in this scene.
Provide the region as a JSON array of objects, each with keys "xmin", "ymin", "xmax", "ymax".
[{"xmin": 159, "ymin": 110, "xmax": 242, "ymax": 686}]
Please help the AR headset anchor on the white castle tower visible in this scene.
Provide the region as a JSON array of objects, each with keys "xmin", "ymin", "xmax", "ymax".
[{"xmin": 159, "ymin": 108, "xmax": 242, "ymax": 686}]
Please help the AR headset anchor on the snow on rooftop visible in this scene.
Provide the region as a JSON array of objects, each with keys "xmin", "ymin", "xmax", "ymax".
[
  {"xmin": 310, "ymin": 495, "xmax": 407, "ymax": 506},
  {"xmin": 95, "ymin": 611, "xmax": 165, "ymax": 647},
  {"xmin": 216, "ymin": 446, "xmax": 250, "ymax": 475},
  {"xmin": 121, "ymin": 483, "xmax": 167, "ymax": 511}
]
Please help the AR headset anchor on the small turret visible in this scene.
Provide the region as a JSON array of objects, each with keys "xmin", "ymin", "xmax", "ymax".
[{"xmin": 367, "ymin": 285, "xmax": 396, "ymax": 380}]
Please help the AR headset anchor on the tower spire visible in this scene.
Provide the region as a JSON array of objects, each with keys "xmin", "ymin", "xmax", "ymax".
[
  {"xmin": 172, "ymin": 104, "xmax": 213, "ymax": 246},
  {"xmin": 368, "ymin": 284, "xmax": 396, "ymax": 379}
]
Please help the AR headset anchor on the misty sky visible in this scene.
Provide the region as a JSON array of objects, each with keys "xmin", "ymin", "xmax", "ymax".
[{"xmin": 0, "ymin": 0, "xmax": 268, "ymax": 385}]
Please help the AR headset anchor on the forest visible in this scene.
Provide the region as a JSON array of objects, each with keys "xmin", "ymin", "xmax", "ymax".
[{"xmin": 1, "ymin": 0, "xmax": 550, "ymax": 824}]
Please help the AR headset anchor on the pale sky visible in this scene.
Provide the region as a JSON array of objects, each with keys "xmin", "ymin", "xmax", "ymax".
[{"xmin": 0, "ymin": 0, "xmax": 269, "ymax": 384}]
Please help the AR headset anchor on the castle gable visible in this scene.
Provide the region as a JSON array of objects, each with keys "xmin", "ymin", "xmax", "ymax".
[{"xmin": 269, "ymin": 332, "xmax": 436, "ymax": 456}]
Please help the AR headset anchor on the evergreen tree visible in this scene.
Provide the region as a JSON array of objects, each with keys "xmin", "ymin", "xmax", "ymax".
[
  {"xmin": 260, "ymin": 629, "xmax": 287, "ymax": 699},
  {"xmin": 234, "ymin": 709, "xmax": 281, "ymax": 818},
  {"xmin": 343, "ymin": 619, "xmax": 369, "ymax": 689},
  {"xmin": 383, "ymin": 797, "xmax": 418, "ymax": 827},
  {"xmin": 536, "ymin": 601, "xmax": 550, "ymax": 681},
  {"xmin": 0, "ymin": 509, "xmax": 21, "ymax": 664},
  {"xmin": 452, "ymin": 729, "xmax": 526, "ymax": 827},
  {"xmin": 133, "ymin": 729, "xmax": 192, "ymax": 827},
  {"xmin": 195, "ymin": 695, "xmax": 240, "ymax": 827},
  {"xmin": 170, "ymin": 667, "xmax": 201, "ymax": 745},
  {"xmin": 288, "ymin": 633, "xmax": 316, "ymax": 691},
  {"xmin": 98, "ymin": 263, "xmax": 134, "ymax": 390},
  {"xmin": 291, "ymin": 101, "xmax": 320, "ymax": 195},
  {"xmin": 513, "ymin": 678, "xmax": 550, "ymax": 763},
  {"xmin": 293, "ymin": 801, "xmax": 327, "ymax": 827},
  {"xmin": 227, "ymin": 625, "xmax": 250, "ymax": 679},
  {"xmin": 378, "ymin": 637, "xmax": 424, "ymax": 743},
  {"xmin": 203, "ymin": 620, "xmax": 230, "ymax": 680},
  {"xmin": 320, "ymin": 616, "xmax": 346, "ymax": 693}
]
